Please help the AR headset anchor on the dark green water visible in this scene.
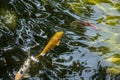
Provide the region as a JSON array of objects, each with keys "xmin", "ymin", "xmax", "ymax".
[{"xmin": 0, "ymin": 0, "xmax": 120, "ymax": 80}]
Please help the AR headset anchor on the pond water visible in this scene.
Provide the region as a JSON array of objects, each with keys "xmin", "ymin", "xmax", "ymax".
[{"xmin": 0, "ymin": 0, "xmax": 120, "ymax": 80}]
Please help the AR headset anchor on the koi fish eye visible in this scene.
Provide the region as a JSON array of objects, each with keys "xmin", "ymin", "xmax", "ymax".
[
  {"xmin": 24, "ymin": 65, "xmax": 28, "ymax": 67},
  {"xmin": 20, "ymin": 70, "xmax": 23, "ymax": 74}
]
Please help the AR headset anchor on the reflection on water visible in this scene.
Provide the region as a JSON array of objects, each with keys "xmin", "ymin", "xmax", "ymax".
[{"xmin": 0, "ymin": 0, "xmax": 120, "ymax": 80}]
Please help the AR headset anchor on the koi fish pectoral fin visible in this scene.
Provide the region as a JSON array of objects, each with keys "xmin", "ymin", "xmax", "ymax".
[
  {"xmin": 23, "ymin": 73, "xmax": 31, "ymax": 78},
  {"xmin": 56, "ymin": 41, "xmax": 60, "ymax": 46}
]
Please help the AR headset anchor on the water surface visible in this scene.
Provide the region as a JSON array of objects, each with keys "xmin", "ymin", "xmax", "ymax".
[{"xmin": 0, "ymin": 0, "xmax": 120, "ymax": 80}]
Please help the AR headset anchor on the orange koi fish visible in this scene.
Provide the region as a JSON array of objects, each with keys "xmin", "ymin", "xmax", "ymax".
[
  {"xmin": 35, "ymin": 31, "xmax": 64, "ymax": 59},
  {"xmin": 15, "ymin": 31, "xmax": 64, "ymax": 80}
]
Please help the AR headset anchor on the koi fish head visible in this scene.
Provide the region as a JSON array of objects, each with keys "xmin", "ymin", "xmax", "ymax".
[
  {"xmin": 51, "ymin": 31, "xmax": 64, "ymax": 46},
  {"xmin": 15, "ymin": 71, "xmax": 23, "ymax": 80},
  {"xmin": 15, "ymin": 70, "xmax": 30, "ymax": 80},
  {"xmin": 54, "ymin": 31, "xmax": 64, "ymax": 39}
]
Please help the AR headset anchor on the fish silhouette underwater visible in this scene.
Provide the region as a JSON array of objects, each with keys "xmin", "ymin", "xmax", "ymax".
[{"xmin": 71, "ymin": 20, "xmax": 98, "ymax": 29}]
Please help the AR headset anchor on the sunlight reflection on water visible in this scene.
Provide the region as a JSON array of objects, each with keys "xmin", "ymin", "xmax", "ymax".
[{"xmin": 0, "ymin": 0, "xmax": 120, "ymax": 80}]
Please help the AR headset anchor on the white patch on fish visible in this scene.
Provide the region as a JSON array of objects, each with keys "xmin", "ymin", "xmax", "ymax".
[{"xmin": 15, "ymin": 57, "xmax": 31, "ymax": 80}]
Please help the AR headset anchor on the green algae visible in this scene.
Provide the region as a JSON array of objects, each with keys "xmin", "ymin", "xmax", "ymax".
[
  {"xmin": 106, "ymin": 54, "xmax": 120, "ymax": 65},
  {"xmin": 0, "ymin": 9, "xmax": 18, "ymax": 29},
  {"xmin": 107, "ymin": 67, "xmax": 120, "ymax": 75}
]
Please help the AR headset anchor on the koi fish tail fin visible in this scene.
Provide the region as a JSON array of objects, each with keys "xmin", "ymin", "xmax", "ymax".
[{"xmin": 35, "ymin": 53, "xmax": 45, "ymax": 59}]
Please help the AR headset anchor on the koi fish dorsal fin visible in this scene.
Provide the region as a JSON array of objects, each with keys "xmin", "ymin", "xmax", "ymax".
[{"xmin": 56, "ymin": 41, "xmax": 60, "ymax": 46}]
